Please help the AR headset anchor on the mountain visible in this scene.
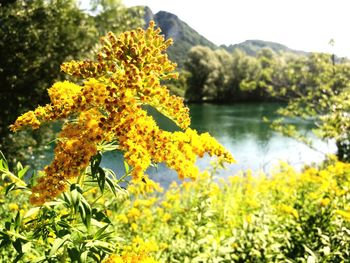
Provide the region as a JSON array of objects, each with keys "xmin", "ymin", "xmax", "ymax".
[
  {"xmin": 221, "ymin": 40, "xmax": 308, "ymax": 56},
  {"xmin": 141, "ymin": 7, "xmax": 309, "ymax": 67},
  {"xmin": 143, "ymin": 7, "xmax": 217, "ymax": 68}
]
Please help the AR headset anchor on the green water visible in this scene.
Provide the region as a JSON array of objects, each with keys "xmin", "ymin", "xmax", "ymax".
[{"xmin": 102, "ymin": 103, "xmax": 336, "ymax": 187}]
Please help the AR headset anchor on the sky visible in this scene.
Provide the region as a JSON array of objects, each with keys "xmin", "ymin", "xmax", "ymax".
[{"xmin": 121, "ymin": 0, "xmax": 350, "ymax": 58}]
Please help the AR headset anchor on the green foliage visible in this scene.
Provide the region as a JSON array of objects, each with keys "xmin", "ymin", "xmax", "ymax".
[
  {"xmin": 0, "ymin": 0, "xmax": 95, "ymax": 166},
  {"xmin": 91, "ymin": 0, "xmax": 144, "ymax": 36},
  {"xmin": 0, "ymin": 149, "xmax": 129, "ymax": 262},
  {"xmin": 0, "ymin": 0, "xmax": 96, "ymax": 126},
  {"xmin": 262, "ymin": 53, "xmax": 350, "ymax": 161}
]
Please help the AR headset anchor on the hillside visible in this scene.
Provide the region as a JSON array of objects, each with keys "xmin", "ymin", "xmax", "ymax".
[{"xmin": 143, "ymin": 7, "xmax": 217, "ymax": 68}]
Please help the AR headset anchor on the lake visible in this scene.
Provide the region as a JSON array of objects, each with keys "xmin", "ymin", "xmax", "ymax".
[{"xmin": 101, "ymin": 103, "xmax": 337, "ymax": 188}]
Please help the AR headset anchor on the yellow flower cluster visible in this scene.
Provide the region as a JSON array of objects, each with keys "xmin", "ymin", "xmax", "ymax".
[
  {"xmin": 104, "ymin": 236, "xmax": 159, "ymax": 263},
  {"xmin": 10, "ymin": 21, "xmax": 234, "ymax": 205},
  {"xmin": 103, "ymin": 253, "xmax": 158, "ymax": 263}
]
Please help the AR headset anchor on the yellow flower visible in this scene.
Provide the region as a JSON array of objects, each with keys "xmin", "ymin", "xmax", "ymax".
[
  {"xmin": 131, "ymin": 223, "xmax": 138, "ymax": 232},
  {"xmin": 127, "ymin": 207, "xmax": 141, "ymax": 220},
  {"xmin": 245, "ymin": 214, "xmax": 252, "ymax": 224},
  {"xmin": 162, "ymin": 213, "xmax": 171, "ymax": 222},
  {"xmin": 116, "ymin": 214, "xmax": 128, "ymax": 224},
  {"xmin": 319, "ymin": 198, "xmax": 331, "ymax": 207},
  {"xmin": 8, "ymin": 203, "xmax": 19, "ymax": 211},
  {"xmin": 335, "ymin": 209, "xmax": 350, "ymax": 221},
  {"xmin": 279, "ymin": 204, "xmax": 299, "ymax": 219},
  {"xmin": 103, "ymin": 254, "xmax": 158, "ymax": 263},
  {"xmin": 11, "ymin": 21, "xmax": 234, "ymax": 204}
]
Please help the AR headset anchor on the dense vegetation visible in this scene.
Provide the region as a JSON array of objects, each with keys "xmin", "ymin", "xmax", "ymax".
[{"xmin": 2, "ymin": 151, "xmax": 350, "ymax": 262}]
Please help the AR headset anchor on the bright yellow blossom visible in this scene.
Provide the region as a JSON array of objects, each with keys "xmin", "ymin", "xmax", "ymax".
[
  {"xmin": 8, "ymin": 203, "xmax": 19, "ymax": 211},
  {"xmin": 10, "ymin": 21, "xmax": 234, "ymax": 205}
]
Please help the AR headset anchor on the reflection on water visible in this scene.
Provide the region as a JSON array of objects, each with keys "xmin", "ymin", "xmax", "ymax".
[
  {"xmin": 191, "ymin": 103, "xmax": 335, "ymax": 170},
  {"xmin": 101, "ymin": 103, "xmax": 336, "ymax": 188}
]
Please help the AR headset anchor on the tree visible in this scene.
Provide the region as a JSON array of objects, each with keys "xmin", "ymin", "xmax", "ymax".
[
  {"xmin": 226, "ymin": 49, "xmax": 262, "ymax": 101},
  {"xmin": 185, "ymin": 46, "xmax": 230, "ymax": 102},
  {"xmin": 263, "ymin": 52, "xmax": 350, "ymax": 161},
  {"xmin": 90, "ymin": 0, "xmax": 144, "ymax": 36}
]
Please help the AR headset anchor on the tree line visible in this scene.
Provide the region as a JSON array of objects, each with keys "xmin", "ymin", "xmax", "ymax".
[
  {"xmin": 184, "ymin": 46, "xmax": 350, "ymax": 103},
  {"xmin": 183, "ymin": 45, "xmax": 350, "ymax": 161}
]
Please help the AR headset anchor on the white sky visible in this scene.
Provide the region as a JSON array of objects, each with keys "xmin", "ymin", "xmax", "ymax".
[{"xmin": 122, "ymin": 0, "xmax": 350, "ymax": 58}]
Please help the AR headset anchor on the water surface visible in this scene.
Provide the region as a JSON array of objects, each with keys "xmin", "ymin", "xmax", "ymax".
[{"xmin": 102, "ymin": 103, "xmax": 336, "ymax": 187}]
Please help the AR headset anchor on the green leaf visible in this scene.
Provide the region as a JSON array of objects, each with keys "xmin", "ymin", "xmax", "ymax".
[
  {"xmin": 31, "ymin": 256, "xmax": 46, "ymax": 263},
  {"xmin": 24, "ymin": 207, "xmax": 40, "ymax": 219},
  {"xmin": 13, "ymin": 253, "xmax": 24, "ymax": 263},
  {"xmin": 79, "ymin": 198, "xmax": 92, "ymax": 229},
  {"xmin": 97, "ymin": 167, "xmax": 106, "ymax": 193},
  {"xmin": 80, "ymin": 250, "xmax": 89, "ymax": 263},
  {"xmin": 71, "ymin": 189, "xmax": 81, "ymax": 207},
  {"xmin": 57, "ymin": 229, "xmax": 71, "ymax": 238},
  {"xmin": 0, "ymin": 237, "xmax": 11, "ymax": 249},
  {"xmin": 57, "ymin": 220, "xmax": 72, "ymax": 230},
  {"xmin": 124, "ymin": 161, "xmax": 130, "ymax": 174},
  {"xmin": 16, "ymin": 162, "xmax": 23, "ymax": 172},
  {"xmin": 91, "ymin": 153, "xmax": 102, "ymax": 176},
  {"xmin": 16, "ymin": 163, "xmax": 29, "ymax": 179},
  {"xmin": 5, "ymin": 182, "xmax": 16, "ymax": 195},
  {"xmin": 92, "ymin": 210, "xmax": 111, "ymax": 224},
  {"xmin": 14, "ymin": 211, "xmax": 22, "ymax": 231},
  {"xmin": 96, "ymin": 230, "xmax": 114, "ymax": 241},
  {"xmin": 92, "ymin": 240, "xmax": 114, "ymax": 253},
  {"xmin": 22, "ymin": 241, "xmax": 32, "ymax": 253},
  {"xmin": 70, "ymin": 183, "xmax": 83, "ymax": 194},
  {"xmin": 93, "ymin": 224, "xmax": 109, "ymax": 240},
  {"xmin": 5, "ymin": 222, "xmax": 11, "ymax": 231},
  {"xmin": 13, "ymin": 238, "xmax": 23, "ymax": 254},
  {"xmin": 105, "ymin": 176, "xmax": 117, "ymax": 196},
  {"xmin": 67, "ymin": 247, "xmax": 80, "ymax": 262},
  {"xmin": 49, "ymin": 235, "xmax": 70, "ymax": 257},
  {"xmin": 62, "ymin": 192, "xmax": 72, "ymax": 206},
  {"xmin": 0, "ymin": 151, "xmax": 8, "ymax": 169}
]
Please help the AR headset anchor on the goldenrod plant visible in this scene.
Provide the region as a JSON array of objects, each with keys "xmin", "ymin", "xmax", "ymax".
[
  {"xmin": 10, "ymin": 21, "xmax": 234, "ymax": 206},
  {"xmin": 1, "ymin": 22, "xmax": 233, "ymax": 262}
]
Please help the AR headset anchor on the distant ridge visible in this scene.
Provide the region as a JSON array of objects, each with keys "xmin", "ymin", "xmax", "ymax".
[
  {"xmin": 221, "ymin": 40, "xmax": 308, "ymax": 56},
  {"xmin": 140, "ymin": 7, "xmax": 311, "ymax": 67}
]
